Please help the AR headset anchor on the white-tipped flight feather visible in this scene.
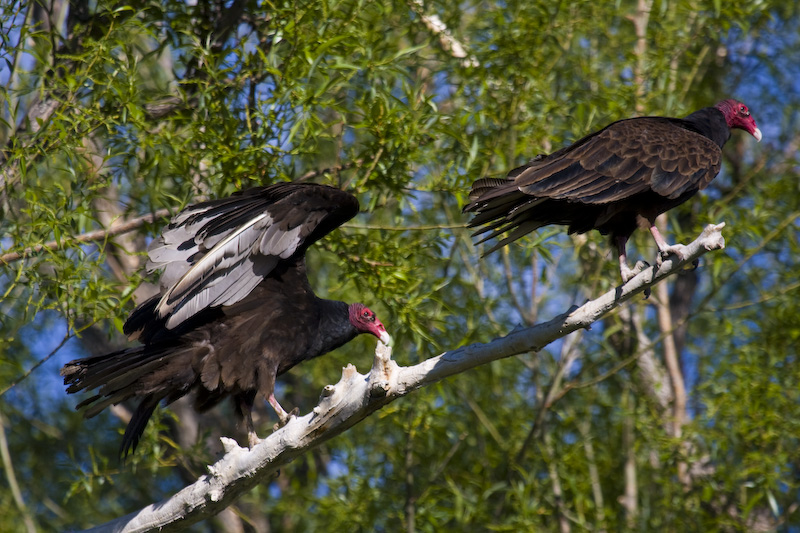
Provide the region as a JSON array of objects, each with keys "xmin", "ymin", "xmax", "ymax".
[
  {"xmin": 154, "ymin": 212, "xmax": 305, "ymax": 325},
  {"xmin": 138, "ymin": 184, "xmax": 360, "ymax": 335}
]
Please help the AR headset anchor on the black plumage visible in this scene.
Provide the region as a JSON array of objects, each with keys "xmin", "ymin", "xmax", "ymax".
[
  {"xmin": 62, "ymin": 183, "xmax": 390, "ymax": 456},
  {"xmin": 463, "ymin": 99, "xmax": 762, "ymax": 281}
]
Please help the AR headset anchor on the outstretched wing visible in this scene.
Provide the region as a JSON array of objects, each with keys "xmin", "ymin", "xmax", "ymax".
[
  {"xmin": 126, "ymin": 183, "xmax": 359, "ymax": 337},
  {"xmin": 511, "ymin": 117, "xmax": 722, "ymax": 203}
]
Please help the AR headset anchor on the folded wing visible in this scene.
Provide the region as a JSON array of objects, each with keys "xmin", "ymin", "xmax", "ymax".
[
  {"xmin": 509, "ymin": 117, "xmax": 722, "ymax": 204},
  {"xmin": 463, "ymin": 117, "xmax": 723, "ymax": 253}
]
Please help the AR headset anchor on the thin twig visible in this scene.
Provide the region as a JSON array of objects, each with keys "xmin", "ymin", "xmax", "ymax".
[
  {"xmin": 0, "ymin": 413, "xmax": 37, "ymax": 533},
  {"xmin": 578, "ymin": 418, "xmax": 607, "ymax": 532},
  {"xmin": 514, "ymin": 330, "xmax": 583, "ymax": 466},
  {"xmin": 345, "ymin": 223, "xmax": 464, "ymax": 231},
  {"xmin": 297, "ymin": 160, "xmax": 363, "ymax": 183},
  {"xmin": 543, "ymin": 429, "xmax": 572, "ymax": 533},
  {"xmin": 654, "ymin": 214, "xmax": 688, "ymax": 484},
  {"xmin": 403, "ymin": 419, "xmax": 416, "ymax": 533},
  {"xmin": 0, "ymin": 330, "xmax": 72, "ymax": 398},
  {"xmin": 621, "ymin": 388, "xmax": 638, "ymax": 526},
  {"xmin": 2, "ymin": 1, "xmax": 35, "ymax": 140},
  {"xmin": 718, "ymin": 279, "xmax": 800, "ymax": 310},
  {"xmin": 0, "ymin": 208, "xmax": 171, "ymax": 265},
  {"xmin": 345, "ymin": 146, "xmax": 384, "ymax": 191},
  {"xmin": 502, "ymin": 246, "xmax": 532, "ymax": 324},
  {"xmin": 693, "ymin": 211, "xmax": 800, "ymax": 313}
]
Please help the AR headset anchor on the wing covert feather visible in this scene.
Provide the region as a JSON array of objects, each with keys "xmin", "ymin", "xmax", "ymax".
[
  {"xmin": 136, "ymin": 183, "xmax": 359, "ymax": 334},
  {"xmin": 513, "ymin": 118, "xmax": 721, "ymax": 203}
]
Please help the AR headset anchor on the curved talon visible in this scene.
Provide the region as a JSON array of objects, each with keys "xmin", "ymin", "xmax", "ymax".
[
  {"xmin": 273, "ymin": 407, "xmax": 299, "ymax": 431},
  {"xmin": 268, "ymin": 393, "xmax": 298, "ymax": 431},
  {"xmin": 660, "ymin": 244, "xmax": 689, "ymax": 261},
  {"xmin": 620, "ymin": 264, "xmax": 637, "ymax": 284},
  {"xmin": 620, "ymin": 260, "xmax": 650, "ymax": 283},
  {"xmin": 657, "ymin": 248, "xmax": 686, "ymax": 268},
  {"xmin": 248, "ymin": 433, "xmax": 262, "ymax": 448}
]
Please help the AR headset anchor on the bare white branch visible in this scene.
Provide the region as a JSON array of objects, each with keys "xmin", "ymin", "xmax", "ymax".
[
  {"xmin": 79, "ymin": 223, "xmax": 726, "ymax": 532},
  {"xmin": 408, "ymin": 0, "xmax": 479, "ymax": 67}
]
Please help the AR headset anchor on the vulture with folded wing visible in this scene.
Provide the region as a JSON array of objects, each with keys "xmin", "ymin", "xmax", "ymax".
[{"xmin": 464, "ymin": 99, "xmax": 762, "ymax": 281}]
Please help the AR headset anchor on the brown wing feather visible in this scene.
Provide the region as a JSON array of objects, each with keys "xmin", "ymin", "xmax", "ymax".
[
  {"xmin": 463, "ymin": 115, "xmax": 725, "ymax": 254},
  {"xmin": 514, "ymin": 118, "xmax": 721, "ymax": 203}
]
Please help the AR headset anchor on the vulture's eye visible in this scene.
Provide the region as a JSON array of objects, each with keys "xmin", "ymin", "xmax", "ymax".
[
  {"xmin": 362, "ymin": 310, "xmax": 375, "ymax": 322},
  {"xmin": 740, "ymin": 105, "xmax": 749, "ymax": 115}
]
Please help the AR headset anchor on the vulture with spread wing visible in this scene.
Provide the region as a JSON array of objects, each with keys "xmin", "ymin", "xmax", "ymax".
[
  {"xmin": 62, "ymin": 182, "xmax": 390, "ymax": 456},
  {"xmin": 464, "ymin": 99, "xmax": 761, "ymax": 281}
]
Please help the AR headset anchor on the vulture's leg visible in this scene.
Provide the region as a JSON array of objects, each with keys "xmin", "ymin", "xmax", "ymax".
[
  {"xmin": 268, "ymin": 393, "xmax": 299, "ymax": 428},
  {"xmin": 235, "ymin": 393, "xmax": 261, "ymax": 447},
  {"xmin": 616, "ymin": 235, "xmax": 637, "ymax": 283},
  {"xmin": 616, "ymin": 235, "xmax": 651, "ymax": 297},
  {"xmin": 616, "ymin": 235, "xmax": 649, "ymax": 283},
  {"xmin": 649, "ymin": 224, "xmax": 689, "ymax": 264},
  {"xmin": 244, "ymin": 408, "xmax": 261, "ymax": 448}
]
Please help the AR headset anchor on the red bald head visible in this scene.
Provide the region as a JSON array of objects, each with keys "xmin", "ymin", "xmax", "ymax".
[
  {"xmin": 348, "ymin": 303, "xmax": 391, "ymax": 345},
  {"xmin": 715, "ymin": 99, "xmax": 762, "ymax": 142}
]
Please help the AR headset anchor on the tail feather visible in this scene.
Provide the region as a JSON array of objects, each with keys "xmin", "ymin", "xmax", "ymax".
[
  {"xmin": 100, "ymin": 357, "xmax": 177, "ymax": 396},
  {"xmin": 464, "ymin": 179, "xmax": 519, "ymax": 210},
  {"xmin": 76, "ymin": 394, "xmax": 102, "ymax": 412},
  {"xmin": 471, "ymin": 218, "xmax": 509, "ymax": 238},
  {"xmin": 62, "ymin": 345, "xmax": 166, "ymax": 395},
  {"xmin": 83, "ymin": 390, "xmax": 135, "ymax": 419},
  {"xmin": 482, "ymin": 220, "xmax": 547, "ymax": 255},
  {"xmin": 120, "ymin": 395, "xmax": 161, "ymax": 458},
  {"xmin": 475, "ymin": 219, "xmax": 545, "ymax": 251},
  {"xmin": 66, "ymin": 350, "xmax": 148, "ymax": 389},
  {"xmin": 464, "ymin": 175, "xmax": 550, "ymax": 254},
  {"xmin": 62, "ymin": 342, "xmax": 196, "ymax": 457},
  {"xmin": 466, "ymin": 194, "xmax": 528, "ymax": 227},
  {"xmin": 467, "ymin": 177, "xmax": 515, "ymax": 202}
]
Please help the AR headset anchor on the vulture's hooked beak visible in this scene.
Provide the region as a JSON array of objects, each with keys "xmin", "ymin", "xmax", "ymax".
[{"xmin": 379, "ymin": 330, "xmax": 393, "ymax": 347}]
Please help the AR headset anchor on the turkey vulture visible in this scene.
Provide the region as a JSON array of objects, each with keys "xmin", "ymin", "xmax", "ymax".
[
  {"xmin": 463, "ymin": 99, "xmax": 761, "ymax": 281},
  {"xmin": 62, "ymin": 182, "xmax": 391, "ymax": 456}
]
